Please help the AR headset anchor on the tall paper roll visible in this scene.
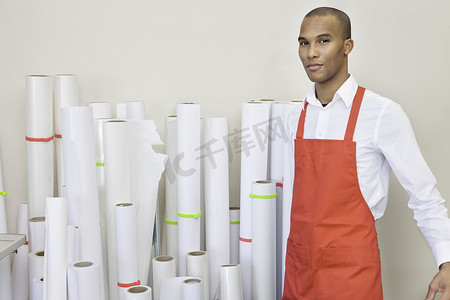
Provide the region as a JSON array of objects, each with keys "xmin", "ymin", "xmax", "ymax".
[
  {"xmin": 54, "ymin": 74, "xmax": 79, "ymax": 196},
  {"xmin": 125, "ymin": 285, "xmax": 152, "ymax": 300},
  {"xmin": 164, "ymin": 116, "xmax": 178, "ymax": 273},
  {"xmin": 177, "ymin": 103, "xmax": 201, "ymax": 275},
  {"xmin": 43, "ymin": 197, "xmax": 67, "ymax": 300},
  {"xmin": 116, "ymin": 103, "xmax": 127, "ymax": 119},
  {"xmin": 26, "ymin": 75, "xmax": 54, "ymax": 219},
  {"xmin": 29, "ymin": 216, "xmax": 46, "ymax": 252},
  {"xmin": 152, "ymin": 256, "xmax": 176, "ymax": 300},
  {"xmin": 67, "ymin": 261, "xmax": 102, "ymax": 300},
  {"xmin": 219, "ymin": 265, "xmax": 243, "ymax": 300},
  {"xmin": 126, "ymin": 101, "xmax": 145, "ymax": 120},
  {"xmin": 251, "ymin": 181, "xmax": 276, "ymax": 300},
  {"xmin": 29, "ymin": 250, "xmax": 45, "ymax": 299},
  {"xmin": 61, "ymin": 106, "xmax": 104, "ymax": 299},
  {"xmin": 0, "ymin": 163, "xmax": 12, "ymax": 300},
  {"xmin": 239, "ymin": 101, "xmax": 270, "ymax": 300},
  {"xmin": 32, "ymin": 278, "xmax": 44, "ymax": 300},
  {"xmin": 159, "ymin": 277, "xmax": 198, "ymax": 300},
  {"xmin": 12, "ymin": 203, "xmax": 29, "ymax": 300},
  {"xmin": 186, "ymin": 251, "xmax": 209, "ymax": 300},
  {"xmin": 229, "ymin": 208, "xmax": 240, "ymax": 265},
  {"xmin": 88, "ymin": 102, "xmax": 113, "ymax": 119},
  {"xmin": 203, "ymin": 117, "xmax": 230, "ymax": 299},
  {"xmin": 182, "ymin": 278, "xmax": 203, "ymax": 300},
  {"xmin": 116, "ymin": 203, "xmax": 139, "ymax": 300}
]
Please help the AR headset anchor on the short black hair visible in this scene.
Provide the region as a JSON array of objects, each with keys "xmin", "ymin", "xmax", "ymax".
[{"xmin": 304, "ymin": 7, "xmax": 351, "ymax": 39}]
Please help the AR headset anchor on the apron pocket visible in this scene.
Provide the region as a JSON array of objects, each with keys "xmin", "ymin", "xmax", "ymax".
[
  {"xmin": 317, "ymin": 247, "xmax": 382, "ymax": 300},
  {"xmin": 287, "ymin": 238, "xmax": 310, "ymax": 267},
  {"xmin": 283, "ymin": 239, "xmax": 311, "ymax": 299}
]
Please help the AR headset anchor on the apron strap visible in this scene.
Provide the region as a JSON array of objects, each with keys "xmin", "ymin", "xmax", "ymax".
[
  {"xmin": 344, "ymin": 86, "xmax": 365, "ymax": 141},
  {"xmin": 296, "ymin": 101, "xmax": 308, "ymax": 140}
]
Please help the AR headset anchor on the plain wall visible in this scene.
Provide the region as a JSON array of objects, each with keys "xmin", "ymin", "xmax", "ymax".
[{"xmin": 0, "ymin": 1, "xmax": 449, "ymax": 299}]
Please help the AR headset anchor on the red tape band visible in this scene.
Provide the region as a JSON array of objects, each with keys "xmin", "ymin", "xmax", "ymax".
[
  {"xmin": 276, "ymin": 182, "xmax": 283, "ymax": 187},
  {"xmin": 117, "ymin": 280, "xmax": 140, "ymax": 288},
  {"xmin": 239, "ymin": 236, "xmax": 252, "ymax": 243},
  {"xmin": 54, "ymin": 134, "xmax": 62, "ymax": 139},
  {"xmin": 25, "ymin": 136, "xmax": 54, "ymax": 142},
  {"xmin": 24, "ymin": 241, "xmax": 29, "ymax": 245}
]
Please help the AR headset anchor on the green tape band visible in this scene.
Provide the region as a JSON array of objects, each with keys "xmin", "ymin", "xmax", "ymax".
[
  {"xmin": 0, "ymin": 192, "xmax": 7, "ymax": 196},
  {"xmin": 249, "ymin": 193, "xmax": 277, "ymax": 199},
  {"xmin": 230, "ymin": 220, "xmax": 240, "ymax": 225},
  {"xmin": 96, "ymin": 162, "xmax": 105, "ymax": 167},
  {"xmin": 165, "ymin": 219, "xmax": 178, "ymax": 225},
  {"xmin": 177, "ymin": 211, "xmax": 202, "ymax": 219}
]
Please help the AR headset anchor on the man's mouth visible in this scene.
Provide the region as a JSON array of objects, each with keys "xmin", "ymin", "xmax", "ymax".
[{"xmin": 306, "ymin": 63, "xmax": 323, "ymax": 71}]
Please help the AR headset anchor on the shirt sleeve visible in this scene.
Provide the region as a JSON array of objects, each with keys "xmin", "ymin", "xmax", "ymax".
[{"xmin": 375, "ymin": 100, "xmax": 450, "ymax": 268}]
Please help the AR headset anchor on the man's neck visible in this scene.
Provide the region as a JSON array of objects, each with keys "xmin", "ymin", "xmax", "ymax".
[{"xmin": 315, "ymin": 73, "xmax": 350, "ymax": 105}]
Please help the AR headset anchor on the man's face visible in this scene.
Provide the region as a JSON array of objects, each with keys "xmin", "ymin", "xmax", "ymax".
[{"xmin": 298, "ymin": 15, "xmax": 352, "ymax": 85}]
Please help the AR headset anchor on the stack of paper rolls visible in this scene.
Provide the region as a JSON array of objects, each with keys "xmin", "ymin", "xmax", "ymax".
[
  {"xmin": 239, "ymin": 101, "xmax": 270, "ymax": 300},
  {"xmin": 26, "ymin": 75, "xmax": 54, "ymax": 220},
  {"xmin": 176, "ymin": 103, "xmax": 201, "ymax": 275}
]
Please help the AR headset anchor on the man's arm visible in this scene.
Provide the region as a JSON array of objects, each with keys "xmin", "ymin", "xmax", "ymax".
[{"xmin": 425, "ymin": 262, "xmax": 450, "ymax": 300}]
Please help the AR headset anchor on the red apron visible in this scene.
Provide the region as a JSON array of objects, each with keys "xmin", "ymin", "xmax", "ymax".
[{"xmin": 283, "ymin": 87, "xmax": 383, "ymax": 299}]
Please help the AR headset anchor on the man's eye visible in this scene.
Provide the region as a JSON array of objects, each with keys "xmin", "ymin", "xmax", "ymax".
[
  {"xmin": 299, "ymin": 41, "xmax": 308, "ymax": 46},
  {"xmin": 319, "ymin": 39, "xmax": 330, "ymax": 44}
]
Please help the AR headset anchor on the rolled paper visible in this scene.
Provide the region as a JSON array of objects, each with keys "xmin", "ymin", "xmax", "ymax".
[
  {"xmin": 251, "ymin": 181, "xmax": 277, "ymax": 300},
  {"xmin": 31, "ymin": 278, "xmax": 44, "ymax": 300},
  {"xmin": 186, "ymin": 251, "xmax": 209, "ymax": 300},
  {"xmin": 229, "ymin": 208, "xmax": 240, "ymax": 264},
  {"xmin": 203, "ymin": 117, "xmax": 230, "ymax": 299},
  {"xmin": 88, "ymin": 102, "xmax": 113, "ymax": 119},
  {"xmin": 164, "ymin": 116, "xmax": 178, "ymax": 273},
  {"xmin": 29, "ymin": 216, "xmax": 46, "ymax": 252},
  {"xmin": 116, "ymin": 103, "xmax": 127, "ymax": 119},
  {"xmin": 29, "ymin": 250, "xmax": 45, "ymax": 299},
  {"xmin": 26, "ymin": 75, "xmax": 54, "ymax": 219},
  {"xmin": 177, "ymin": 103, "xmax": 201, "ymax": 275},
  {"xmin": 281, "ymin": 101, "xmax": 303, "ymax": 292},
  {"xmin": 0, "ymin": 165, "xmax": 12, "ymax": 300},
  {"xmin": 125, "ymin": 285, "xmax": 152, "ymax": 300},
  {"xmin": 182, "ymin": 278, "xmax": 203, "ymax": 300},
  {"xmin": 219, "ymin": 265, "xmax": 243, "ymax": 300},
  {"xmin": 239, "ymin": 101, "xmax": 270, "ymax": 300},
  {"xmin": 67, "ymin": 261, "xmax": 102, "ymax": 300},
  {"xmin": 54, "ymin": 74, "xmax": 79, "ymax": 196},
  {"xmin": 12, "ymin": 203, "xmax": 29, "ymax": 300},
  {"xmin": 43, "ymin": 197, "xmax": 67, "ymax": 300},
  {"xmin": 116, "ymin": 203, "xmax": 139, "ymax": 300},
  {"xmin": 152, "ymin": 256, "xmax": 176, "ymax": 300},
  {"xmin": 126, "ymin": 101, "xmax": 145, "ymax": 120},
  {"xmin": 66, "ymin": 225, "xmax": 79, "ymax": 265},
  {"xmin": 159, "ymin": 277, "xmax": 196, "ymax": 300}
]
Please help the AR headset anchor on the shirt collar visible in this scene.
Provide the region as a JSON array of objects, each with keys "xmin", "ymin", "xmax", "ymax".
[{"xmin": 305, "ymin": 75, "xmax": 359, "ymax": 108}]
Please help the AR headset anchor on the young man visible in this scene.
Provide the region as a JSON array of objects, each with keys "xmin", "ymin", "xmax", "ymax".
[{"xmin": 283, "ymin": 7, "xmax": 450, "ymax": 300}]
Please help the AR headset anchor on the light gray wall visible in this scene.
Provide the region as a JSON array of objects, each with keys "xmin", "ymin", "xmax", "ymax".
[{"xmin": 0, "ymin": 1, "xmax": 449, "ymax": 299}]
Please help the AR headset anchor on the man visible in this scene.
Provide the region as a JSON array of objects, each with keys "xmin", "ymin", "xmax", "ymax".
[{"xmin": 283, "ymin": 7, "xmax": 450, "ymax": 300}]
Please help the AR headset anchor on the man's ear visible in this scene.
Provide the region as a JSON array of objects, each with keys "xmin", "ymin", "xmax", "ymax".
[{"xmin": 344, "ymin": 38, "xmax": 354, "ymax": 55}]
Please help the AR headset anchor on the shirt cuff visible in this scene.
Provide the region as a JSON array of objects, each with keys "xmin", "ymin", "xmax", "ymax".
[{"xmin": 432, "ymin": 241, "xmax": 450, "ymax": 269}]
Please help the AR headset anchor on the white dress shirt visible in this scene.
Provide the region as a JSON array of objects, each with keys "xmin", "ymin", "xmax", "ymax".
[{"xmin": 287, "ymin": 75, "xmax": 450, "ymax": 267}]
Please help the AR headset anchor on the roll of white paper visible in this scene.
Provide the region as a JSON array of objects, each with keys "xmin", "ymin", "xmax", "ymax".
[
  {"xmin": 229, "ymin": 208, "xmax": 240, "ymax": 265},
  {"xmin": 0, "ymin": 167, "xmax": 12, "ymax": 300},
  {"xmin": 152, "ymin": 256, "xmax": 176, "ymax": 300},
  {"xmin": 177, "ymin": 103, "xmax": 201, "ymax": 275},
  {"xmin": 182, "ymin": 278, "xmax": 203, "ymax": 300},
  {"xmin": 54, "ymin": 74, "xmax": 79, "ymax": 196},
  {"xmin": 66, "ymin": 225, "xmax": 79, "ymax": 265},
  {"xmin": 88, "ymin": 102, "xmax": 113, "ymax": 119},
  {"xmin": 219, "ymin": 265, "xmax": 243, "ymax": 300},
  {"xmin": 43, "ymin": 197, "xmax": 67, "ymax": 300},
  {"xmin": 32, "ymin": 278, "xmax": 44, "ymax": 300},
  {"xmin": 67, "ymin": 261, "xmax": 102, "ymax": 300},
  {"xmin": 186, "ymin": 251, "xmax": 209, "ymax": 300},
  {"xmin": 251, "ymin": 181, "xmax": 276, "ymax": 300},
  {"xmin": 12, "ymin": 204, "xmax": 29, "ymax": 300},
  {"xmin": 281, "ymin": 101, "xmax": 302, "ymax": 292},
  {"xmin": 26, "ymin": 75, "xmax": 54, "ymax": 219},
  {"xmin": 29, "ymin": 250, "xmax": 45, "ymax": 299},
  {"xmin": 29, "ymin": 216, "xmax": 46, "ymax": 252},
  {"xmin": 125, "ymin": 285, "xmax": 152, "ymax": 300},
  {"xmin": 239, "ymin": 101, "xmax": 270, "ymax": 300},
  {"xmin": 160, "ymin": 277, "xmax": 197, "ymax": 300},
  {"xmin": 116, "ymin": 103, "xmax": 127, "ymax": 119},
  {"xmin": 164, "ymin": 116, "xmax": 178, "ymax": 272},
  {"xmin": 116, "ymin": 203, "xmax": 139, "ymax": 300},
  {"xmin": 126, "ymin": 101, "xmax": 145, "ymax": 120},
  {"xmin": 203, "ymin": 117, "xmax": 230, "ymax": 299}
]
